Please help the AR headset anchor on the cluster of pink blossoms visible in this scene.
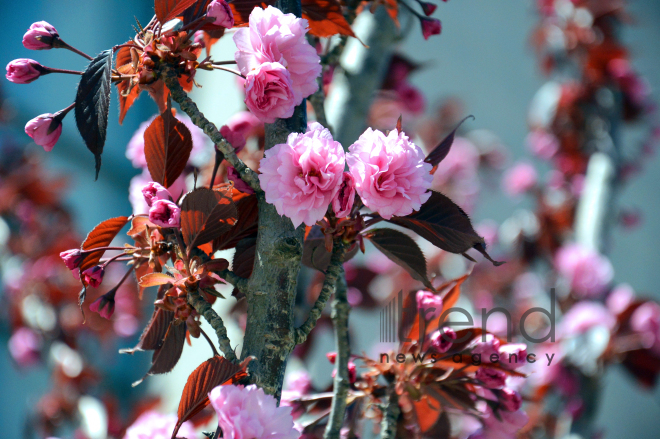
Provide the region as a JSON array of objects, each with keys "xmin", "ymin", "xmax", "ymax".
[
  {"xmin": 234, "ymin": 6, "xmax": 321, "ymax": 123},
  {"xmin": 259, "ymin": 122, "xmax": 433, "ymax": 227}
]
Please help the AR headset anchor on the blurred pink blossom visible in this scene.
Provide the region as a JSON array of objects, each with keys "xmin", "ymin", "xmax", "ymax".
[
  {"xmin": 526, "ymin": 129, "xmax": 558, "ymax": 159},
  {"xmin": 123, "ymin": 411, "xmax": 196, "ymax": 439},
  {"xmin": 502, "ymin": 162, "xmax": 538, "ymax": 197},
  {"xmin": 555, "ymin": 244, "xmax": 613, "ymax": 298},
  {"xmin": 8, "ymin": 327, "xmax": 41, "ymax": 367}
]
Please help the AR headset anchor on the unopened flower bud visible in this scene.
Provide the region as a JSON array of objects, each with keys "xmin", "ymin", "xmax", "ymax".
[
  {"xmin": 60, "ymin": 249, "xmax": 84, "ymax": 270},
  {"xmin": 89, "ymin": 290, "xmax": 116, "ymax": 319},
  {"xmin": 421, "ymin": 17, "xmax": 442, "ymax": 40},
  {"xmin": 82, "ymin": 265, "xmax": 105, "ymax": 288},
  {"xmin": 332, "ymin": 172, "xmax": 356, "ymax": 219},
  {"xmin": 332, "ymin": 361, "xmax": 357, "ymax": 384},
  {"xmin": 418, "ymin": 1, "xmax": 438, "ymax": 16},
  {"xmin": 475, "ymin": 367, "xmax": 507, "ymax": 389},
  {"xmin": 430, "ymin": 328, "xmax": 457, "ymax": 353},
  {"xmin": 149, "ymin": 199, "xmax": 181, "ymax": 228},
  {"xmin": 207, "ymin": 0, "xmax": 234, "ymax": 28},
  {"xmin": 499, "ymin": 388, "xmax": 522, "ymax": 412},
  {"xmin": 25, "ymin": 113, "xmax": 62, "ymax": 151},
  {"xmin": 6, "ymin": 59, "xmax": 45, "ymax": 84},
  {"xmin": 141, "ymin": 182, "xmax": 172, "ymax": 207},
  {"xmin": 23, "ymin": 21, "xmax": 59, "ymax": 50},
  {"xmin": 326, "ymin": 352, "xmax": 337, "ymax": 364}
]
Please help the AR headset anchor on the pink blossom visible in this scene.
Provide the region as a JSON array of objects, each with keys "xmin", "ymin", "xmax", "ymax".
[
  {"xmin": 347, "ymin": 128, "xmax": 432, "ymax": 219},
  {"xmin": 396, "ymin": 83, "xmax": 426, "ymax": 114},
  {"xmin": 285, "ymin": 370, "xmax": 312, "ymax": 394},
  {"xmin": 498, "ymin": 344, "xmax": 527, "ymax": 369},
  {"xmin": 141, "ymin": 182, "xmax": 171, "ymax": 207},
  {"xmin": 326, "ymin": 352, "xmax": 337, "ymax": 363},
  {"xmin": 149, "ymin": 199, "xmax": 181, "ymax": 228},
  {"xmin": 258, "ymin": 122, "xmax": 345, "ymax": 227},
  {"xmin": 228, "ymin": 166, "xmax": 255, "ymax": 194},
  {"xmin": 630, "ymin": 302, "xmax": 660, "ymax": 353},
  {"xmin": 416, "ymin": 290, "xmax": 443, "ymax": 319},
  {"xmin": 502, "ymin": 162, "xmax": 537, "ymax": 196},
  {"xmin": 332, "ymin": 172, "xmax": 356, "ymax": 218},
  {"xmin": 429, "ymin": 328, "xmax": 456, "ymax": 353},
  {"xmin": 8, "ymin": 327, "xmax": 41, "ymax": 367},
  {"xmin": 123, "ymin": 410, "xmax": 196, "ymax": 439},
  {"xmin": 89, "ymin": 291, "xmax": 116, "ymax": 319},
  {"xmin": 221, "ymin": 111, "xmax": 262, "ymax": 153},
  {"xmin": 82, "ymin": 265, "xmax": 105, "ymax": 288},
  {"xmin": 25, "ymin": 113, "xmax": 62, "ymax": 151},
  {"xmin": 499, "ymin": 388, "xmax": 522, "ymax": 412},
  {"xmin": 207, "ymin": 0, "xmax": 234, "ymax": 28},
  {"xmin": 209, "ymin": 384, "xmax": 300, "ymax": 439},
  {"xmin": 60, "ymin": 249, "xmax": 83, "ymax": 270},
  {"xmin": 23, "ymin": 21, "xmax": 59, "ymax": 50},
  {"xmin": 476, "ymin": 367, "xmax": 507, "ymax": 389},
  {"xmin": 419, "ymin": 1, "xmax": 438, "ymax": 16},
  {"xmin": 525, "ymin": 130, "xmax": 558, "ymax": 159},
  {"xmin": 473, "ymin": 334, "xmax": 501, "ymax": 358},
  {"xmin": 560, "ymin": 302, "xmax": 615, "ymax": 337},
  {"xmin": 234, "ymin": 6, "xmax": 321, "ymax": 104},
  {"xmin": 6, "ymin": 59, "xmax": 43, "ymax": 84},
  {"xmin": 130, "ymin": 170, "xmax": 186, "ymax": 215},
  {"xmin": 555, "ymin": 244, "xmax": 613, "ymax": 298},
  {"xmin": 606, "ymin": 283, "xmax": 635, "ymax": 315},
  {"xmin": 421, "ymin": 17, "xmax": 442, "ymax": 40},
  {"xmin": 244, "ymin": 62, "xmax": 296, "ymax": 123},
  {"xmin": 476, "ymin": 219, "xmax": 498, "ymax": 247}
]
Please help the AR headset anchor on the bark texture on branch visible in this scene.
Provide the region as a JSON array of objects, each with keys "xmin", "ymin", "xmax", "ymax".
[
  {"xmin": 380, "ymin": 384, "xmax": 400, "ymax": 439},
  {"xmin": 188, "ymin": 289, "xmax": 237, "ymax": 362},
  {"xmin": 323, "ymin": 269, "xmax": 351, "ymax": 439}
]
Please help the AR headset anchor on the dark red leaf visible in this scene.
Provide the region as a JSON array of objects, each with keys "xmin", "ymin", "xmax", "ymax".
[
  {"xmin": 79, "ymin": 216, "xmax": 129, "ymax": 273},
  {"xmin": 364, "ymin": 228, "xmax": 433, "ymax": 290},
  {"xmin": 425, "ymin": 115, "xmax": 474, "ymax": 168},
  {"xmin": 387, "ymin": 191, "xmax": 503, "ymax": 265},
  {"xmin": 115, "ymin": 44, "xmax": 141, "ymax": 124},
  {"xmin": 172, "ymin": 356, "xmax": 249, "ymax": 438},
  {"xmin": 302, "ymin": 0, "xmax": 356, "ymax": 38},
  {"xmin": 144, "ymin": 110, "xmax": 194, "ymax": 188},
  {"xmin": 120, "ymin": 307, "xmax": 175, "ymax": 354},
  {"xmin": 134, "ymin": 320, "xmax": 187, "ymax": 386},
  {"xmin": 213, "ymin": 191, "xmax": 258, "ymax": 251},
  {"xmin": 180, "ymin": 187, "xmax": 238, "ymax": 250},
  {"xmin": 302, "ymin": 225, "xmax": 358, "ymax": 271},
  {"xmin": 231, "ymin": 234, "xmax": 257, "ymax": 298},
  {"xmin": 155, "ymin": 0, "xmax": 199, "ymax": 23},
  {"xmin": 230, "ymin": 0, "xmax": 276, "ymax": 26}
]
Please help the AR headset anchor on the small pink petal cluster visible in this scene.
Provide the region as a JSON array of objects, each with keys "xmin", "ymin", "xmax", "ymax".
[
  {"xmin": 555, "ymin": 243, "xmax": 613, "ymax": 298},
  {"xmin": 82, "ymin": 265, "xmax": 104, "ymax": 288},
  {"xmin": 23, "ymin": 21, "xmax": 59, "ymax": 50},
  {"xmin": 89, "ymin": 291, "xmax": 116, "ymax": 319},
  {"xmin": 259, "ymin": 122, "xmax": 345, "ymax": 227},
  {"xmin": 332, "ymin": 172, "xmax": 356, "ymax": 219},
  {"xmin": 209, "ymin": 384, "xmax": 300, "ymax": 439},
  {"xmin": 8, "ymin": 327, "xmax": 41, "ymax": 367},
  {"xmin": 560, "ymin": 301, "xmax": 616, "ymax": 337},
  {"xmin": 476, "ymin": 367, "xmax": 507, "ymax": 389},
  {"xmin": 142, "ymin": 181, "xmax": 172, "ymax": 207},
  {"xmin": 468, "ymin": 387, "xmax": 528, "ymax": 439},
  {"xmin": 149, "ymin": 200, "xmax": 181, "ymax": 228},
  {"xmin": 60, "ymin": 249, "xmax": 83, "ymax": 270},
  {"xmin": 123, "ymin": 410, "xmax": 196, "ymax": 439},
  {"xmin": 220, "ymin": 111, "xmax": 261, "ymax": 152},
  {"xmin": 416, "ymin": 290, "xmax": 443, "ymax": 319},
  {"xmin": 25, "ymin": 114, "xmax": 62, "ymax": 151},
  {"xmin": 207, "ymin": 0, "xmax": 234, "ymax": 28},
  {"xmin": 502, "ymin": 162, "xmax": 538, "ymax": 196},
  {"xmin": 347, "ymin": 128, "xmax": 433, "ymax": 219},
  {"xmin": 6, "ymin": 58, "xmax": 43, "ymax": 84},
  {"xmin": 631, "ymin": 302, "xmax": 660, "ymax": 355},
  {"xmin": 429, "ymin": 328, "xmax": 456, "ymax": 353},
  {"xmin": 244, "ymin": 62, "xmax": 296, "ymax": 123},
  {"xmin": 234, "ymin": 6, "xmax": 321, "ymax": 120}
]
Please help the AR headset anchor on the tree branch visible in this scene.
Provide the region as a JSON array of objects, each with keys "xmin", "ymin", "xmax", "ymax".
[
  {"xmin": 380, "ymin": 383, "xmax": 400, "ymax": 439},
  {"xmin": 216, "ymin": 269, "xmax": 248, "ymax": 292},
  {"xmin": 160, "ymin": 64, "xmax": 261, "ymax": 193},
  {"xmin": 187, "ymin": 288, "xmax": 237, "ymax": 362},
  {"xmin": 294, "ymin": 241, "xmax": 347, "ymax": 345},
  {"xmin": 324, "ymin": 268, "xmax": 350, "ymax": 439}
]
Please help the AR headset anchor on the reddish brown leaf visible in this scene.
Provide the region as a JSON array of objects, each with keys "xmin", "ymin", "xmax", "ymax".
[
  {"xmin": 79, "ymin": 216, "xmax": 129, "ymax": 273},
  {"xmin": 172, "ymin": 356, "xmax": 248, "ymax": 438},
  {"xmin": 302, "ymin": 225, "xmax": 358, "ymax": 271},
  {"xmin": 139, "ymin": 272, "xmax": 175, "ymax": 287},
  {"xmin": 230, "ymin": 0, "xmax": 277, "ymax": 26},
  {"xmin": 425, "ymin": 115, "xmax": 474, "ymax": 168},
  {"xmin": 231, "ymin": 234, "xmax": 257, "ymax": 298},
  {"xmin": 302, "ymin": 0, "xmax": 356, "ymax": 38},
  {"xmin": 155, "ymin": 0, "xmax": 199, "ymax": 23},
  {"xmin": 180, "ymin": 188, "xmax": 238, "ymax": 251},
  {"xmin": 120, "ymin": 307, "xmax": 175, "ymax": 354},
  {"xmin": 116, "ymin": 81, "xmax": 141, "ymax": 125},
  {"xmin": 144, "ymin": 80, "xmax": 170, "ymax": 114},
  {"xmin": 144, "ymin": 110, "xmax": 193, "ymax": 188},
  {"xmin": 135, "ymin": 320, "xmax": 187, "ymax": 385},
  {"xmin": 213, "ymin": 192, "xmax": 258, "ymax": 251}
]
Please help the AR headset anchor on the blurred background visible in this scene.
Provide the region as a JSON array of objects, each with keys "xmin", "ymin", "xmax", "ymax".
[{"xmin": 1, "ymin": 0, "xmax": 659, "ymax": 437}]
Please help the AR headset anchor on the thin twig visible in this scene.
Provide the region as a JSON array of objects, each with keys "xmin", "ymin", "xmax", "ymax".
[
  {"xmin": 211, "ymin": 65, "xmax": 245, "ymax": 78},
  {"xmin": 187, "ymin": 288, "xmax": 237, "ymax": 362},
  {"xmin": 380, "ymin": 383, "xmax": 400, "ymax": 439},
  {"xmin": 294, "ymin": 240, "xmax": 347, "ymax": 345},
  {"xmin": 160, "ymin": 64, "xmax": 261, "ymax": 193},
  {"xmin": 324, "ymin": 268, "xmax": 350, "ymax": 439},
  {"xmin": 310, "ymin": 74, "xmax": 332, "ymax": 134},
  {"xmin": 199, "ymin": 326, "xmax": 220, "ymax": 357}
]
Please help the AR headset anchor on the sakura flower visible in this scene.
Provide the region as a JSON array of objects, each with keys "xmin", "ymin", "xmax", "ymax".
[
  {"xmin": 560, "ymin": 302, "xmax": 616, "ymax": 337},
  {"xmin": 555, "ymin": 243, "xmax": 613, "ymax": 298},
  {"xmin": 141, "ymin": 182, "xmax": 171, "ymax": 207},
  {"xmin": 526, "ymin": 129, "xmax": 558, "ymax": 159},
  {"xmin": 207, "ymin": 0, "xmax": 234, "ymax": 28},
  {"xmin": 8, "ymin": 327, "xmax": 41, "ymax": 367},
  {"xmin": 234, "ymin": 6, "xmax": 321, "ymax": 104},
  {"xmin": 332, "ymin": 172, "xmax": 356, "ymax": 218},
  {"xmin": 123, "ymin": 411, "xmax": 197, "ymax": 439},
  {"xmin": 421, "ymin": 17, "xmax": 442, "ymax": 40},
  {"xmin": 25, "ymin": 113, "xmax": 62, "ymax": 151},
  {"xmin": 23, "ymin": 21, "xmax": 59, "ymax": 50},
  {"xmin": 228, "ymin": 166, "xmax": 255, "ymax": 194},
  {"xmin": 82, "ymin": 265, "xmax": 104, "ymax": 288},
  {"xmin": 285, "ymin": 369, "xmax": 312, "ymax": 394},
  {"xmin": 60, "ymin": 249, "xmax": 83, "ymax": 270},
  {"xmin": 89, "ymin": 290, "xmax": 116, "ymax": 319},
  {"xmin": 498, "ymin": 343, "xmax": 527, "ymax": 369},
  {"xmin": 220, "ymin": 111, "xmax": 262, "ymax": 153},
  {"xmin": 473, "ymin": 334, "xmax": 501, "ymax": 358},
  {"xmin": 502, "ymin": 162, "xmax": 537, "ymax": 196},
  {"xmin": 6, "ymin": 58, "xmax": 43, "ymax": 84},
  {"xmin": 476, "ymin": 367, "xmax": 507, "ymax": 389},
  {"xmin": 429, "ymin": 328, "xmax": 456, "ymax": 353},
  {"xmin": 416, "ymin": 290, "xmax": 443, "ymax": 320},
  {"xmin": 244, "ymin": 62, "xmax": 296, "ymax": 123},
  {"xmin": 149, "ymin": 199, "xmax": 181, "ymax": 228},
  {"xmin": 209, "ymin": 384, "xmax": 300, "ymax": 439},
  {"xmin": 258, "ymin": 122, "xmax": 345, "ymax": 227},
  {"xmin": 499, "ymin": 388, "xmax": 523, "ymax": 412},
  {"xmin": 630, "ymin": 302, "xmax": 660, "ymax": 354},
  {"xmin": 347, "ymin": 128, "xmax": 432, "ymax": 219}
]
